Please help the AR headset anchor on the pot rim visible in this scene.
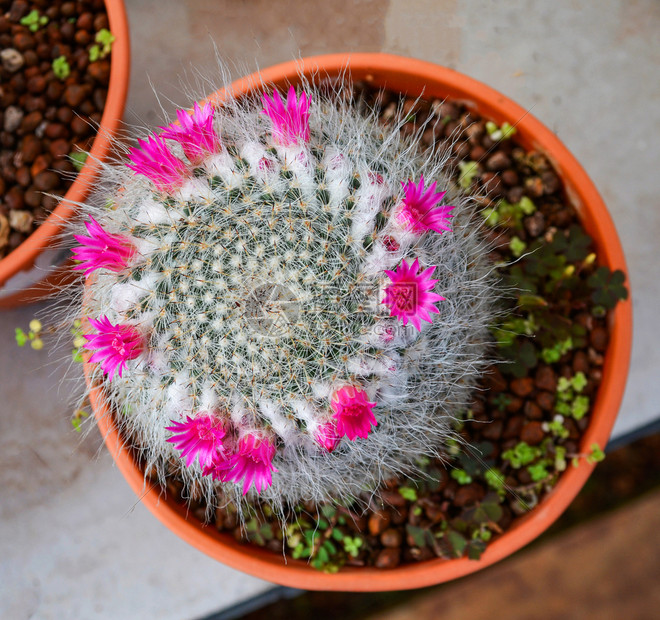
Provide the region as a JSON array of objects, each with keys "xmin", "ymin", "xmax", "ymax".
[
  {"xmin": 90, "ymin": 53, "xmax": 632, "ymax": 591},
  {"xmin": 0, "ymin": 0, "xmax": 131, "ymax": 301}
]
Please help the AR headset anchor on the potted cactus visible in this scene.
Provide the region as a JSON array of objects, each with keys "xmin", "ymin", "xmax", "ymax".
[{"xmin": 68, "ymin": 54, "xmax": 630, "ymax": 590}]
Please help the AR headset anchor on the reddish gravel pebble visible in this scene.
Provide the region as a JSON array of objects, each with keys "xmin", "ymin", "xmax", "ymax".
[
  {"xmin": 590, "ymin": 327, "xmax": 608, "ymax": 352},
  {"xmin": 505, "ymin": 395, "xmax": 524, "ymax": 413},
  {"xmin": 535, "ymin": 365, "xmax": 558, "ymax": 392},
  {"xmin": 524, "ymin": 400, "xmax": 543, "ymax": 420},
  {"xmin": 380, "ymin": 528, "xmax": 403, "ymax": 548},
  {"xmin": 454, "ymin": 483, "xmax": 484, "ymax": 507},
  {"xmin": 368, "ymin": 510, "xmax": 391, "ymax": 536},
  {"xmin": 375, "ymin": 547, "xmax": 401, "ymax": 569},
  {"xmin": 503, "ymin": 415, "xmax": 524, "ymax": 439},
  {"xmin": 524, "ymin": 211, "xmax": 545, "ymax": 237},
  {"xmin": 541, "ymin": 170, "xmax": 561, "ymax": 194},
  {"xmin": 380, "ymin": 490, "xmax": 407, "ymax": 508},
  {"xmin": 501, "ymin": 168, "xmax": 519, "ymax": 186},
  {"xmin": 486, "ymin": 151, "xmax": 512, "ymax": 171},
  {"xmin": 64, "ymin": 84, "xmax": 88, "ymax": 107},
  {"xmin": 537, "ymin": 391, "xmax": 555, "ymax": 411},
  {"xmin": 481, "ymin": 418, "xmax": 504, "ymax": 440},
  {"xmin": 33, "ymin": 170, "xmax": 59, "ymax": 191},
  {"xmin": 510, "ymin": 377, "xmax": 535, "ymax": 397},
  {"xmin": 6, "ymin": 186, "xmax": 25, "ymax": 210},
  {"xmin": 484, "ymin": 367, "xmax": 507, "ymax": 392},
  {"xmin": 573, "ymin": 350, "xmax": 590, "ymax": 374},
  {"xmin": 520, "ymin": 421, "xmax": 545, "ymax": 445},
  {"xmin": 525, "ymin": 176, "xmax": 544, "ymax": 198}
]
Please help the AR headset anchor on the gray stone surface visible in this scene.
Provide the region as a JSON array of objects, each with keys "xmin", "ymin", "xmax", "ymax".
[{"xmin": 1, "ymin": 1, "xmax": 658, "ymax": 618}]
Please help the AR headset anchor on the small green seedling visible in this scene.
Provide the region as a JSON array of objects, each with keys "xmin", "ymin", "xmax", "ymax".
[
  {"xmin": 71, "ymin": 409, "xmax": 90, "ymax": 432},
  {"xmin": 586, "ymin": 443, "xmax": 605, "ymax": 464},
  {"xmin": 52, "ymin": 56, "xmax": 70, "ymax": 80},
  {"xmin": 70, "ymin": 151, "xmax": 88, "ymax": 172},
  {"xmin": 509, "ymin": 236, "xmax": 527, "ymax": 258},
  {"xmin": 556, "ymin": 372, "xmax": 590, "ymax": 420},
  {"xmin": 71, "ymin": 318, "xmax": 86, "ymax": 363},
  {"xmin": 544, "ymin": 415, "xmax": 570, "ymax": 440},
  {"xmin": 398, "ymin": 486, "xmax": 418, "ymax": 502},
  {"xmin": 451, "ymin": 469, "xmax": 472, "ymax": 485},
  {"xmin": 541, "ymin": 336, "xmax": 573, "ymax": 364},
  {"xmin": 486, "ymin": 120, "xmax": 517, "ymax": 141},
  {"xmin": 342, "ymin": 535, "xmax": 363, "ymax": 558},
  {"xmin": 458, "ymin": 161, "xmax": 479, "ymax": 189},
  {"xmin": 20, "ymin": 10, "xmax": 48, "ymax": 32},
  {"xmin": 502, "ymin": 441, "xmax": 541, "ymax": 468},
  {"xmin": 89, "ymin": 28, "xmax": 115, "ymax": 62},
  {"xmin": 527, "ymin": 461, "xmax": 550, "ymax": 482},
  {"xmin": 588, "ymin": 267, "xmax": 628, "ymax": 310},
  {"xmin": 15, "ymin": 319, "xmax": 43, "ymax": 350}
]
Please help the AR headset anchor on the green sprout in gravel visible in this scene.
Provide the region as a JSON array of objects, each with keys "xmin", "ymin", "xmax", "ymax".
[
  {"xmin": 20, "ymin": 9, "xmax": 48, "ymax": 32},
  {"xmin": 451, "ymin": 469, "xmax": 473, "ymax": 485},
  {"xmin": 544, "ymin": 415, "xmax": 571, "ymax": 440},
  {"xmin": 458, "ymin": 160, "xmax": 479, "ymax": 189},
  {"xmin": 502, "ymin": 441, "xmax": 541, "ymax": 469},
  {"xmin": 483, "ymin": 195, "xmax": 535, "ymax": 229},
  {"xmin": 69, "ymin": 151, "xmax": 88, "ymax": 172},
  {"xmin": 52, "ymin": 55, "xmax": 70, "ymax": 80},
  {"xmin": 509, "ymin": 235, "xmax": 527, "ymax": 258},
  {"xmin": 485, "ymin": 120, "xmax": 517, "ymax": 141},
  {"xmin": 89, "ymin": 28, "xmax": 115, "ymax": 62},
  {"xmin": 484, "ymin": 467, "xmax": 506, "ymax": 498},
  {"xmin": 398, "ymin": 487, "xmax": 418, "ymax": 502},
  {"xmin": 586, "ymin": 443, "xmax": 605, "ymax": 465},
  {"xmin": 342, "ymin": 536, "xmax": 363, "ymax": 558},
  {"xmin": 541, "ymin": 336, "xmax": 573, "ymax": 364},
  {"xmin": 556, "ymin": 372, "xmax": 590, "ymax": 420}
]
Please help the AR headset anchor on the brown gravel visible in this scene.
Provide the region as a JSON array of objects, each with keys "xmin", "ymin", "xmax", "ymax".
[{"xmin": 0, "ymin": 0, "xmax": 111, "ymax": 257}]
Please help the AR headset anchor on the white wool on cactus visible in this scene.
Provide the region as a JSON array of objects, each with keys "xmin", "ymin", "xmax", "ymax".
[{"xmin": 72, "ymin": 78, "xmax": 499, "ymax": 518}]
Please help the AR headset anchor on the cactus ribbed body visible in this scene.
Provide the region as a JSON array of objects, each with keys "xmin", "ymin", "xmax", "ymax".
[{"xmin": 79, "ymin": 85, "xmax": 496, "ymax": 515}]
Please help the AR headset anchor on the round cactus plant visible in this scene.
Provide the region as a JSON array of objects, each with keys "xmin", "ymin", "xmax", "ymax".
[{"xmin": 73, "ymin": 81, "xmax": 497, "ymax": 519}]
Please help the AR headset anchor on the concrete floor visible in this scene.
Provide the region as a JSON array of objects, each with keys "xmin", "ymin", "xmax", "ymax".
[{"xmin": 1, "ymin": 1, "xmax": 659, "ymax": 618}]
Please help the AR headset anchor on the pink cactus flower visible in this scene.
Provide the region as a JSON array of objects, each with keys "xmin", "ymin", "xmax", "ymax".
[
  {"xmin": 261, "ymin": 86, "xmax": 311, "ymax": 146},
  {"xmin": 397, "ymin": 175, "xmax": 454, "ymax": 235},
  {"xmin": 127, "ymin": 133, "xmax": 189, "ymax": 192},
  {"xmin": 383, "ymin": 258, "xmax": 445, "ymax": 331},
  {"xmin": 368, "ymin": 171, "xmax": 385, "ymax": 185},
  {"xmin": 160, "ymin": 102, "xmax": 221, "ymax": 166},
  {"xmin": 226, "ymin": 434, "xmax": 278, "ymax": 495},
  {"xmin": 258, "ymin": 157, "xmax": 275, "ymax": 172},
  {"xmin": 381, "ymin": 235, "xmax": 400, "ymax": 252},
  {"xmin": 166, "ymin": 413, "xmax": 227, "ymax": 469},
  {"xmin": 331, "ymin": 386, "xmax": 377, "ymax": 441},
  {"xmin": 71, "ymin": 217, "xmax": 135, "ymax": 277},
  {"xmin": 315, "ymin": 420, "xmax": 341, "ymax": 453},
  {"xmin": 84, "ymin": 317, "xmax": 143, "ymax": 379},
  {"xmin": 202, "ymin": 449, "xmax": 236, "ymax": 483}
]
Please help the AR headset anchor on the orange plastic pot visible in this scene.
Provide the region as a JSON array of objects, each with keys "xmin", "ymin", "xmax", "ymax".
[
  {"xmin": 0, "ymin": 0, "xmax": 130, "ymax": 308},
  {"xmin": 90, "ymin": 53, "xmax": 632, "ymax": 591}
]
